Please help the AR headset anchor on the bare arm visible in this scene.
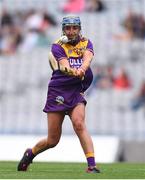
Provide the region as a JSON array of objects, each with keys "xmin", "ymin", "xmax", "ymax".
[
  {"xmin": 81, "ymin": 50, "xmax": 93, "ymax": 71},
  {"xmin": 77, "ymin": 50, "xmax": 93, "ymax": 78},
  {"xmin": 59, "ymin": 49, "xmax": 94, "ymax": 72},
  {"xmin": 48, "ymin": 52, "xmax": 77, "ymax": 76},
  {"xmin": 49, "ymin": 49, "xmax": 93, "ymax": 78},
  {"xmin": 59, "ymin": 58, "xmax": 77, "ymax": 76},
  {"xmin": 59, "ymin": 58, "xmax": 70, "ymax": 70}
]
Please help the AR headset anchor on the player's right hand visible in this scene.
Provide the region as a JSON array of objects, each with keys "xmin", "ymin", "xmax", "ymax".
[{"xmin": 60, "ymin": 67, "xmax": 77, "ymax": 76}]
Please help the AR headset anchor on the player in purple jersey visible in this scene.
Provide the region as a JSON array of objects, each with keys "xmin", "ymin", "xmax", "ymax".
[{"xmin": 17, "ymin": 16, "xmax": 100, "ymax": 173}]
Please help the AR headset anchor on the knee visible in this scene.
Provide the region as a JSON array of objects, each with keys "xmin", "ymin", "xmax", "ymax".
[{"xmin": 73, "ymin": 119, "xmax": 85, "ymax": 133}]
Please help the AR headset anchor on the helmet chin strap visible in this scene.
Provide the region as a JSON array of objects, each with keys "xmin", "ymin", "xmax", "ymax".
[{"xmin": 68, "ymin": 37, "xmax": 79, "ymax": 44}]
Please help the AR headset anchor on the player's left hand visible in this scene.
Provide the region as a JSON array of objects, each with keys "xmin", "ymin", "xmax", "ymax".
[{"xmin": 76, "ymin": 67, "xmax": 85, "ymax": 79}]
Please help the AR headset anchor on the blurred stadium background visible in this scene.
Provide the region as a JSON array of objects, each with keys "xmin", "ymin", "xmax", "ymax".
[{"xmin": 0, "ymin": 0, "xmax": 145, "ymax": 162}]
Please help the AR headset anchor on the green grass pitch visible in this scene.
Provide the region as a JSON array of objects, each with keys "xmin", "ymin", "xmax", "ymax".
[{"xmin": 0, "ymin": 161, "xmax": 145, "ymax": 179}]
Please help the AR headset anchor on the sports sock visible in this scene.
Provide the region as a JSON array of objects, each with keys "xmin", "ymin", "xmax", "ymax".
[
  {"xmin": 28, "ymin": 149, "xmax": 35, "ymax": 160},
  {"xmin": 86, "ymin": 152, "xmax": 96, "ymax": 167}
]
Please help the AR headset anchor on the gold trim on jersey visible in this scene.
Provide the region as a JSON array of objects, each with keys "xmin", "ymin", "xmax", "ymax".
[{"xmin": 55, "ymin": 37, "xmax": 89, "ymax": 58}]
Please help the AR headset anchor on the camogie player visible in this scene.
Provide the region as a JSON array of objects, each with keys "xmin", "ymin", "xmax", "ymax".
[{"xmin": 17, "ymin": 15, "xmax": 100, "ymax": 173}]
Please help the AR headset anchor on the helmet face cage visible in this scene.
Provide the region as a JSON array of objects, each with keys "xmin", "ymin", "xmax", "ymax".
[{"xmin": 62, "ymin": 16, "xmax": 82, "ymax": 41}]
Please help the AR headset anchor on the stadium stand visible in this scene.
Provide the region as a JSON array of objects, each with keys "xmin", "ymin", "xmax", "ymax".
[{"xmin": 0, "ymin": 0, "xmax": 145, "ymax": 143}]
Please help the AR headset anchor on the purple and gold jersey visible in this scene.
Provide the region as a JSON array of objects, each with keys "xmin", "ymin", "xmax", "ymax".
[
  {"xmin": 52, "ymin": 37, "xmax": 93, "ymax": 68},
  {"xmin": 49, "ymin": 37, "xmax": 93, "ymax": 91},
  {"xmin": 43, "ymin": 37, "xmax": 94, "ymax": 113}
]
